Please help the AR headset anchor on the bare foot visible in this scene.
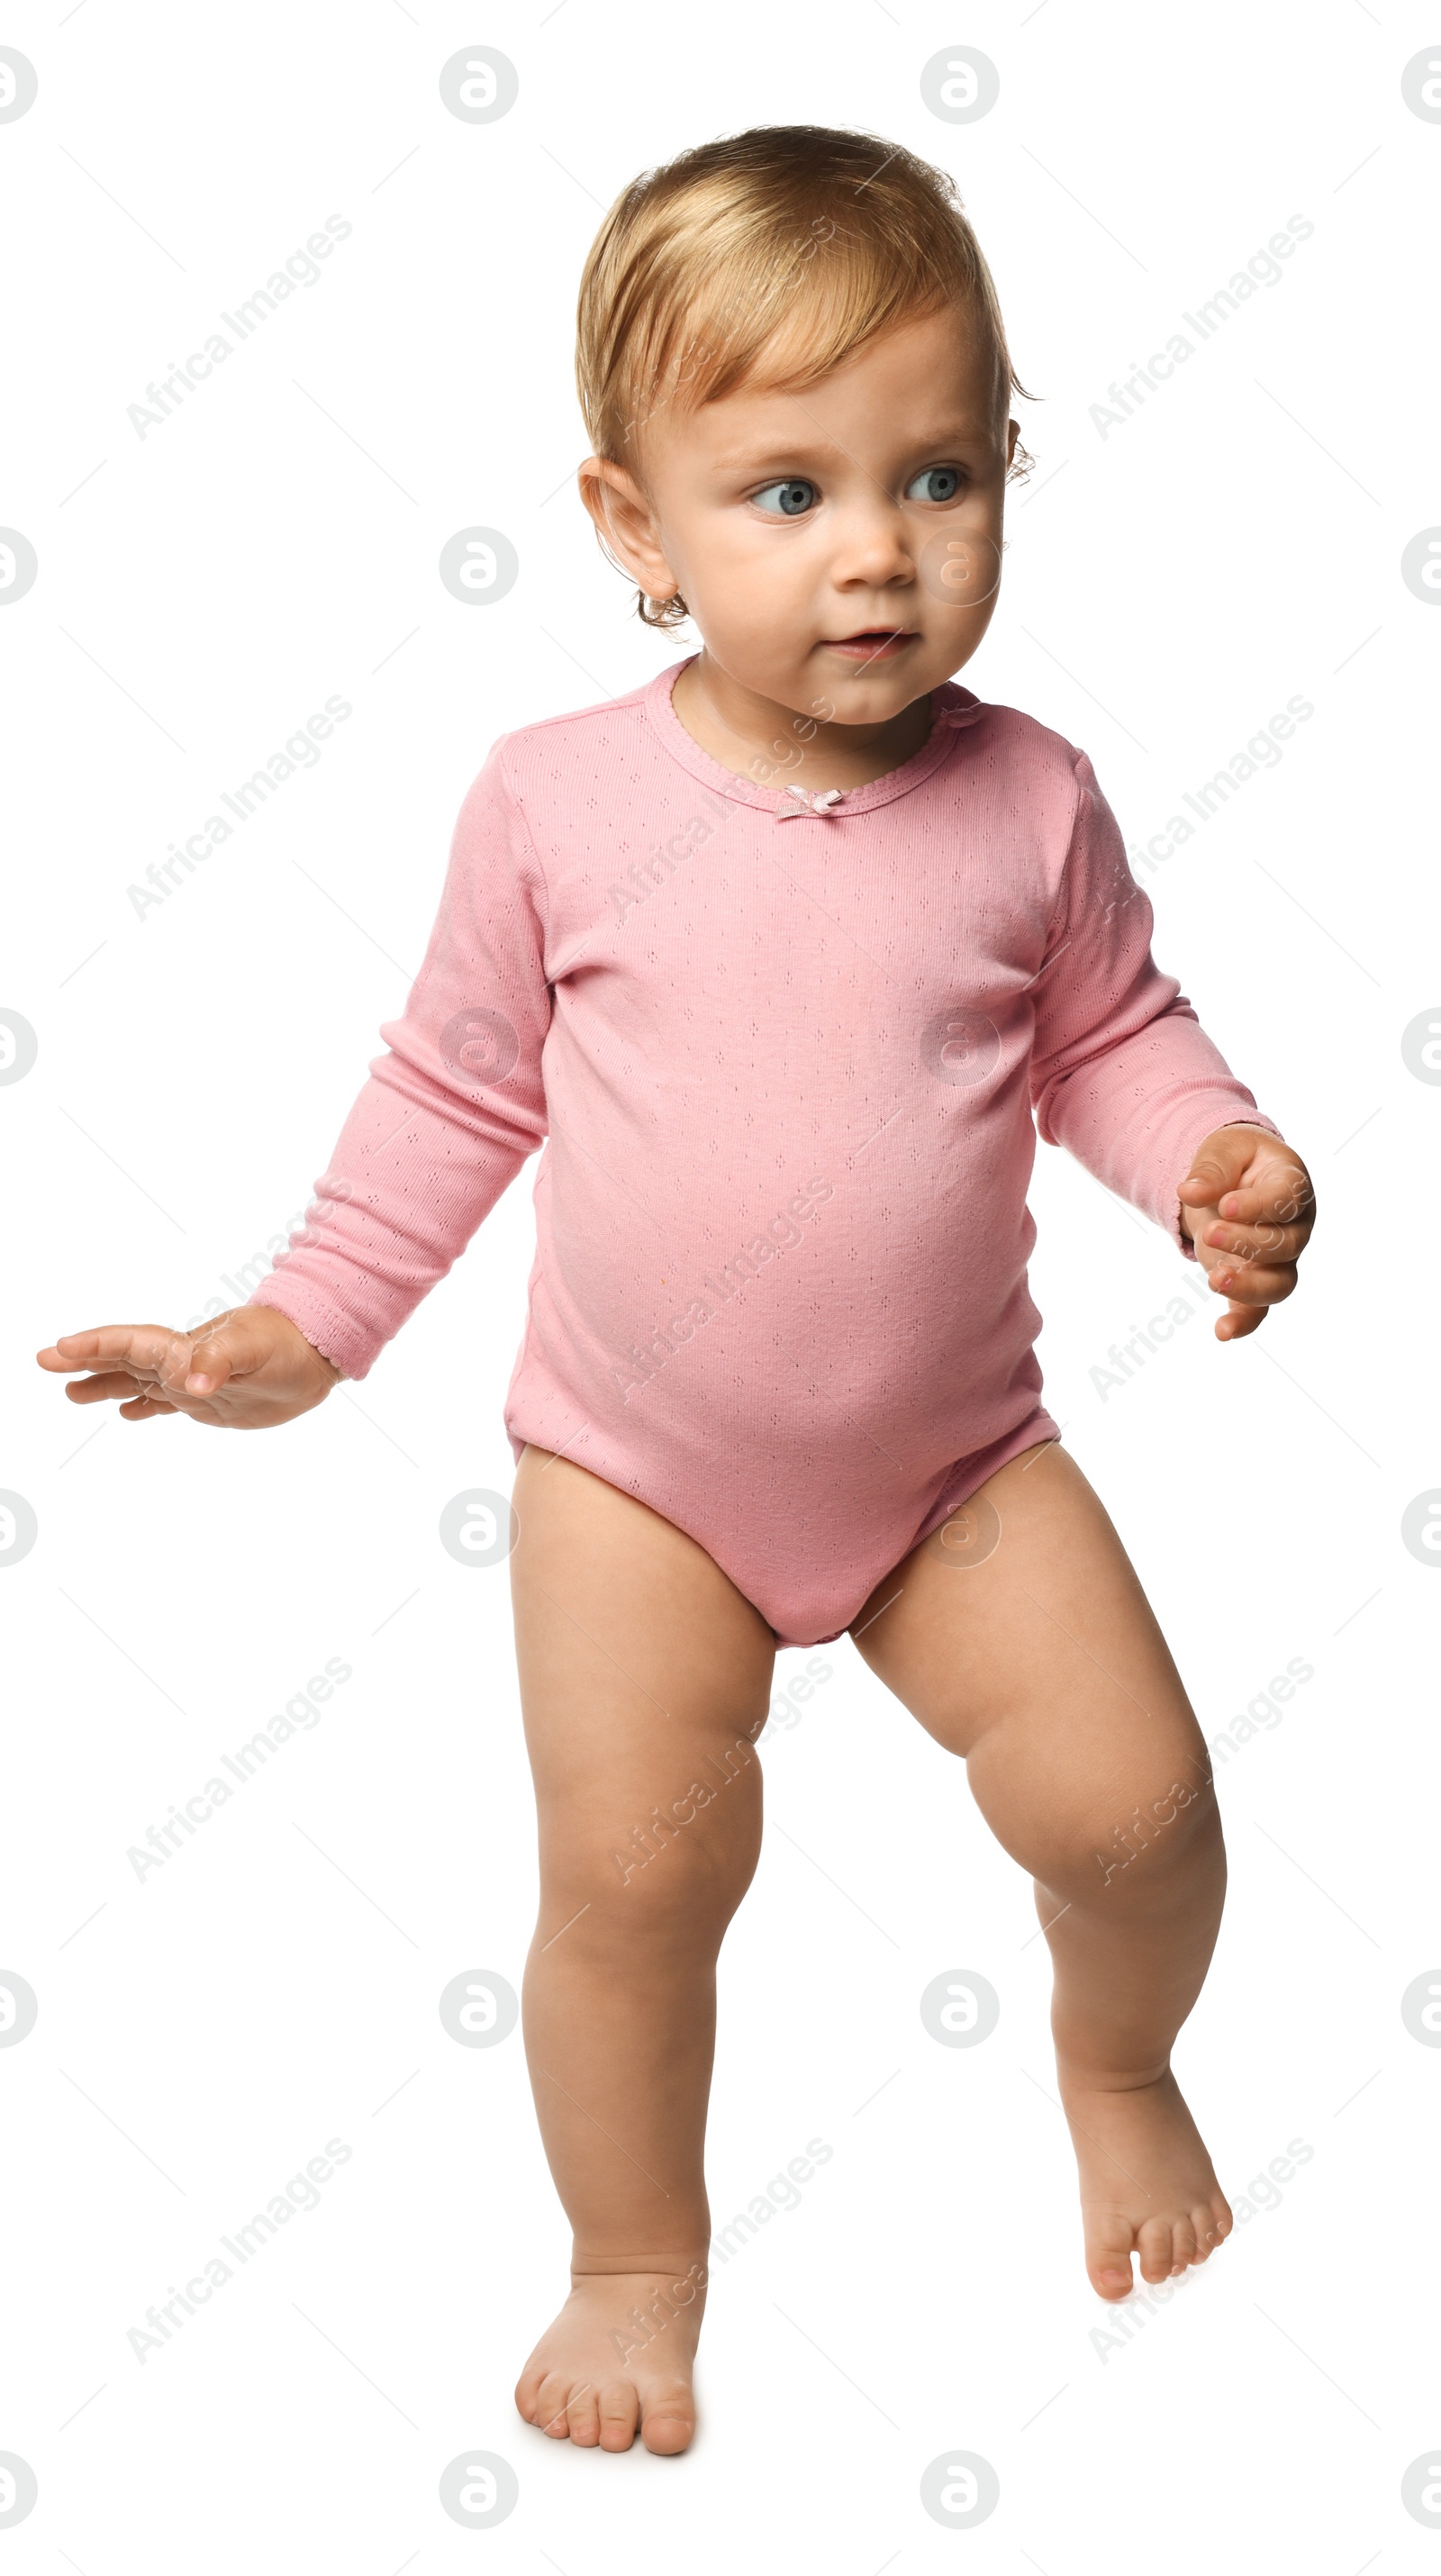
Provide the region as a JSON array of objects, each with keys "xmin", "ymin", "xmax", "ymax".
[
  {"xmin": 514, "ymin": 2268, "xmax": 706, "ymax": 2453},
  {"xmin": 1058, "ymin": 2066, "xmax": 1233, "ymax": 2300}
]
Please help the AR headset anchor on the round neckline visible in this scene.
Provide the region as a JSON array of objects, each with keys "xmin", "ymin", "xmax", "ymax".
[{"xmin": 641, "ymin": 651, "xmax": 985, "ymax": 817}]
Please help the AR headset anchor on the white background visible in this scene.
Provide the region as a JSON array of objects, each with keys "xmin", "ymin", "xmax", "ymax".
[{"xmin": 3, "ymin": 1, "xmax": 1437, "ymax": 2565}]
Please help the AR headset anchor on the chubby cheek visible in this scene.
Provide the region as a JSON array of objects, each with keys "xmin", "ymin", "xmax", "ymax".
[
  {"xmin": 682, "ymin": 528, "xmax": 816, "ymax": 655},
  {"xmin": 918, "ymin": 501, "xmax": 1006, "ymax": 634}
]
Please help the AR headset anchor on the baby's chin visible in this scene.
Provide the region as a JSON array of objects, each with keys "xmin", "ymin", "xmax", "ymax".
[{"xmin": 804, "ymin": 639, "xmax": 956, "ymax": 706}]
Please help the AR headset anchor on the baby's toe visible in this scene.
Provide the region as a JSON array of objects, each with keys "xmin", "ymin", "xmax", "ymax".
[
  {"xmin": 1084, "ymin": 2209, "xmax": 1137, "ymax": 2299},
  {"xmin": 1136, "ymin": 2218, "xmax": 1174, "ymax": 2284},
  {"xmin": 534, "ymin": 2371, "xmax": 574, "ymax": 2439},
  {"xmin": 1168, "ymin": 2217, "xmax": 1197, "ymax": 2274},
  {"xmin": 1192, "ymin": 2201, "xmax": 1222, "ymax": 2259},
  {"xmin": 513, "ymin": 2362, "xmax": 541, "ymax": 2422},
  {"xmin": 566, "ymin": 2381, "xmax": 601, "ymax": 2445},
  {"xmin": 1202, "ymin": 2193, "xmax": 1233, "ymax": 2251},
  {"xmin": 598, "ymin": 2381, "xmax": 639, "ymax": 2451},
  {"xmin": 641, "ymin": 2384, "xmax": 696, "ymax": 2454}
]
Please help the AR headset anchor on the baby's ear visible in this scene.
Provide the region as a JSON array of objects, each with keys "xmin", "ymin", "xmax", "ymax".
[
  {"xmin": 577, "ymin": 456, "xmax": 674, "ymax": 596},
  {"xmin": 575, "ymin": 457, "xmax": 621, "ymax": 537}
]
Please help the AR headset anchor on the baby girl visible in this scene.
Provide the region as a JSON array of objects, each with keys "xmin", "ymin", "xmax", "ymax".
[{"xmin": 38, "ymin": 124, "xmax": 1315, "ymax": 2455}]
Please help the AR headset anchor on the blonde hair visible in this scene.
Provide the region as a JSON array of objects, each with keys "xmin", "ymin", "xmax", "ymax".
[{"xmin": 575, "ymin": 122, "xmax": 1037, "ymax": 630}]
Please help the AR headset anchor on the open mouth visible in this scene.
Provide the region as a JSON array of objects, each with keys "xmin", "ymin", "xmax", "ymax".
[{"xmin": 827, "ymin": 629, "xmax": 916, "ymax": 656}]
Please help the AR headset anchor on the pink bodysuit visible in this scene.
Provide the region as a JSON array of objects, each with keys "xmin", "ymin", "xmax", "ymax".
[{"xmin": 248, "ymin": 655, "xmax": 1279, "ymax": 1646}]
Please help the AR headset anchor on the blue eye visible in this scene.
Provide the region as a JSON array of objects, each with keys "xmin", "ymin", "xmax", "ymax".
[
  {"xmin": 751, "ymin": 478, "xmax": 817, "ymax": 517},
  {"xmin": 907, "ymin": 465, "xmax": 963, "ymax": 503}
]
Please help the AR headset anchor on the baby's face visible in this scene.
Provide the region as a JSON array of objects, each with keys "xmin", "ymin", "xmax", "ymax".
[{"xmin": 606, "ymin": 305, "xmax": 1015, "ymax": 721}]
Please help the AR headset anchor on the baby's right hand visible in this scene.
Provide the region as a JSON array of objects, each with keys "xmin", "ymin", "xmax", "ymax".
[{"xmin": 34, "ymin": 1307, "xmax": 340, "ymax": 1430}]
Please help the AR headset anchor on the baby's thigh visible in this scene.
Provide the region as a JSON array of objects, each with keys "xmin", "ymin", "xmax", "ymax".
[
  {"xmin": 510, "ymin": 1447, "xmax": 775, "ymax": 1876},
  {"xmin": 852, "ymin": 1446, "xmax": 1209, "ymax": 1826}
]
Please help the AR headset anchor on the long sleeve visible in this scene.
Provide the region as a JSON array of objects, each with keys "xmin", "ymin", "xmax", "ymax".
[
  {"xmin": 247, "ymin": 740, "xmax": 551, "ymax": 1377},
  {"xmin": 1029, "ymin": 749, "xmax": 1282, "ymax": 1255}
]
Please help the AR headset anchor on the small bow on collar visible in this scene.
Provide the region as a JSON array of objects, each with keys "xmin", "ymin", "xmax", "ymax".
[
  {"xmin": 775, "ymin": 785, "xmax": 847, "ymax": 821},
  {"xmin": 769, "ymin": 695, "xmax": 984, "ymax": 821}
]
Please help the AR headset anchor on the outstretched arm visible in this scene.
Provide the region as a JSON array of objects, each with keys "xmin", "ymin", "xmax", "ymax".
[
  {"xmin": 36, "ymin": 1308, "xmax": 340, "ymax": 1428},
  {"xmin": 37, "ymin": 738, "xmax": 552, "ymax": 1425},
  {"xmin": 243, "ymin": 738, "xmax": 551, "ymax": 1379}
]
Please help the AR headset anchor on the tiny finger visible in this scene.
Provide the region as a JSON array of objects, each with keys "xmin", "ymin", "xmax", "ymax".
[
  {"xmin": 66, "ymin": 1372, "xmax": 146, "ymax": 1406},
  {"xmin": 1203, "ymin": 1220, "xmax": 1306, "ymax": 1263},
  {"xmin": 1206, "ymin": 1262, "xmax": 1296, "ymax": 1305},
  {"xmin": 1218, "ymin": 1302, "xmax": 1267, "ymax": 1341},
  {"xmin": 1219, "ymin": 1175, "xmax": 1313, "ymax": 1227}
]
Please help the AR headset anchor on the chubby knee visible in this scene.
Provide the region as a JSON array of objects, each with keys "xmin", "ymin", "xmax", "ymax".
[
  {"xmin": 1070, "ymin": 1766, "xmax": 1221, "ymax": 1904},
  {"xmin": 575, "ymin": 1826, "xmax": 757, "ymax": 1953},
  {"xmin": 540, "ymin": 1760, "xmax": 763, "ymax": 1949}
]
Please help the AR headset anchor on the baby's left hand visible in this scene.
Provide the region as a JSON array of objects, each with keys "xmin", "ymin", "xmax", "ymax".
[{"xmin": 1176, "ymin": 1124, "xmax": 1315, "ymax": 1341}]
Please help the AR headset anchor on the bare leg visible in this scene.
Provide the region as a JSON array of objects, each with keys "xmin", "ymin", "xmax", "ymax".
[
  {"xmin": 852, "ymin": 1441, "xmax": 1233, "ymax": 2299},
  {"xmin": 508, "ymin": 1445, "xmax": 774, "ymax": 2450}
]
